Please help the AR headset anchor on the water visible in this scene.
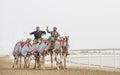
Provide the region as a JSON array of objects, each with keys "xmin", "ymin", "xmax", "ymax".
[{"xmin": 67, "ymin": 50, "xmax": 120, "ymax": 68}]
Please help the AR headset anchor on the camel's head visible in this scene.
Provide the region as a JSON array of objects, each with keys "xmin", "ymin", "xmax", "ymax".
[
  {"xmin": 39, "ymin": 38, "xmax": 48, "ymax": 44},
  {"xmin": 26, "ymin": 38, "xmax": 32, "ymax": 44},
  {"xmin": 63, "ymin": 36, "xmax": 69, "ymax": 41},
  {"xmin": 58, "ymin": 37, "xmax": 63, "ymax": 41},
  {"xmin": 65, "ymin": 36, "xmax": 69, "ymax": 40},
  {"xmin": 37, "ymin": 39, "xmax": 41, "ymax": 43}
]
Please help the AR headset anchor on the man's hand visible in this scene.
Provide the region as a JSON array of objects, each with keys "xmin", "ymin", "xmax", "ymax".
[
  {"xmin": 46, "ymin": 26, "xmax": 48, "ymax": 29},
  {"xmin": 46, "ymin": 26, "xmax": 51, "ymax": 33},
  {"xmin": 29, "ymin": 33, "xmax": 32, "ymax": 35}
]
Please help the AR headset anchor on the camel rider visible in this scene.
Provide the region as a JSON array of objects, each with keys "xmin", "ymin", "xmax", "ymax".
[
  {"xmin": 30, "ymin": 26, "xmax": 46, "ymax": 44},
  {"xmin": 46, "ymin": 26, "xmax": 60, "ymax": 51}
]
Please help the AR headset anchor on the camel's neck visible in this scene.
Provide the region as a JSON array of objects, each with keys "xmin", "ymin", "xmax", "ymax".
[
  {"xmin": 66, "ymin": 40, "xmax": 68, "ymax": 45},
  {"xmin": 65, "ymin": 40, "xmax": 69, "ymax": 49}
]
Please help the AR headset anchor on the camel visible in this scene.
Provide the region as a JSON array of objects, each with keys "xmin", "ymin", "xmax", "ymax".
[
  {"xmin": 61, "ymin": 36, "xmax": 69, "ymax": 68},
  {"xmin": 44, "ymin": 37, "xmax": 64, "ymax": 70},
  {"xmin": 12, "ymin": 39, "xmax": 32, "ymax": 69},
  {"xmin": 12, "ymin": 38, "xmax": 47, "ymax": 70},
  {"xmin": 12, "ymin": 41, "xmax": 24, "ymax": 69},
  {"xmin": 12, "ymin": 37, "xmax": 69, "ymax": 70},
  {"xmin": 33, "ymin": 39, "xmax": 46, "ymax": 70}
]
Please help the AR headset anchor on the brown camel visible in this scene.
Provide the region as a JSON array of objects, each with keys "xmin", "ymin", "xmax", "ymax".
[
  {"xmin": 43, "ymin": 37, "xmax": 64, "ymax": 70},
  {"xmin": 61, "ymin": 36, "xmax": 69, "ymax": 68}
]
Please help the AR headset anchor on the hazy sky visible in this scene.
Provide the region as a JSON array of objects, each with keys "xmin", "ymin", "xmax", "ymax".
[{"xmin": 0, "ymin": 0, "xmax": 120, "ymax": 55}]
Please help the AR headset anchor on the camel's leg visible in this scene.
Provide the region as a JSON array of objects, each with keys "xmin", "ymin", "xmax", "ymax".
[
  {"xmin": 54, "ymin": 52, "xmax": 60, "ymax": 70},
  {"xmin": 27, "ymin": 57, "xmax": 31, "ymax": 69},
  {"xmin": 60, "ymin": 55, "xmax": 63, "ymax": 69},
  {"xmin": 43, "ymin": 55, "xmax": 45, "ymax": 69},
  {"xmin": 64, "ymin": 57, "xmax": 66, "ymax": 68},
  {"xmin": 17, "ymin": 56, "xmax": 19, "ymax": 68},
  {"xmin": 64, "ymin": 54, "xmax": 67, "ymax": 68},
  {"xmin": 12, "ymin": 58, "xmax": 16, "ymax": 68},
  {"xmin": 39, "ymin": 55, "xmax": 42, "ymax": 69},
  {"xmin": 50, "ymin": 53, "xmax": 53, "ymax": 68},
  {"xmin": 34, "ymin": 57, "xmax": 37, "ymax": 69},
  {"xmin": 23, "ymin": 57, "xmax": 25, "ymax": 69},
  {"xmin": 60, "ymin": 49, "xmax": 63, "ymax": 69},
  {"xmin": 54, "ymin": 53, "xmax": 58, "ymax": 64},
  {"xmin": 24, "ymin": 57, "xmax": 26, "ymax": 69},
  {"xmin": 37, "ymin": 56, "xmax": 40, "ymax": 69},
  {"xmin": 24, "ymin": 57, "xmax": 29, "ymax": 69},
  {"xmin": 20, "ymin": 56, "xmax": 22, "ymax": 69},
  {"xmin": 53, "ymin": 51, "xmax": 60, "ymax": 70},
  {"xmin": 26, "ymin": 56, "xmax": 30, "ymax": 69},
  {"xmin": 12, "ymin": 59, "xmax": 15, "ymax": 68},
  {"xmin": 41, "ymin": 55, "xmax": 45, "ymax": 70}
]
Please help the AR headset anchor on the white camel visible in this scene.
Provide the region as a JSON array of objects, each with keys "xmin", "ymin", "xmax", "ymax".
[
  {"xmin": 33, "ymin": 39, "xmax": 46, "ymax": 70},
  {"xmin": 12, "ymin": 39, "xmax": 32, "ymax": 69}
]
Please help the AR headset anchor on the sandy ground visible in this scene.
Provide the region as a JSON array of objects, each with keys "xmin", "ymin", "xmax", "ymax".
[{"xmin": 0, "ymin": 57, "xmax": 120, "ymax": 75}]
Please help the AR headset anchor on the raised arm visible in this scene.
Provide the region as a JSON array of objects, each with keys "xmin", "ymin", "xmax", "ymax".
[{"xmin": 46, "ymin": 26, "xmax": 51, "ymax": 33}]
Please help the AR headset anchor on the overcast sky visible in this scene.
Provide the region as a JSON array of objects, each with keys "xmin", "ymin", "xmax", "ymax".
[{"xmin": 0, "ymin": 0, "xmax": 120, "ymax": 55}]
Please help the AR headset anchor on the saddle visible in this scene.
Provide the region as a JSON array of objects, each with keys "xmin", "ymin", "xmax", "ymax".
[{"xmin": 20, "ymin": 42, "xmax": 26, "ymax": 48}]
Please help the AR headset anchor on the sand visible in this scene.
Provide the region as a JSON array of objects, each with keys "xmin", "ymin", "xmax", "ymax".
[{"xmin": 0, "ymin": 57, "xmax": 120, "ymax": 75}]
